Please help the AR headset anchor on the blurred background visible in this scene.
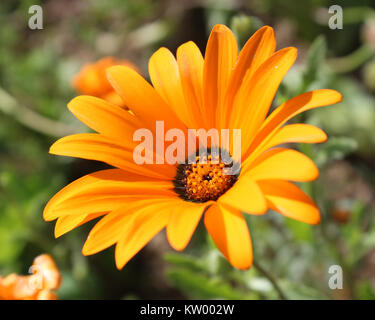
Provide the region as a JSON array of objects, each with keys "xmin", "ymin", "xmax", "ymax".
[{"xmin": 1, "ymin": 0, "xmax": 375, "ymax": 299}]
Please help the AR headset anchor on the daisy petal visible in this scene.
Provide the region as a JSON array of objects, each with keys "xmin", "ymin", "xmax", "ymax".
[
  {"xmin": 218, "ymin": 174, "xmax": 267, "ymax": 214},
  {"xmin": 176, "ymin": 41, "xmax": 205, "ymax": 128},
  {"xmin": 246, "ymin": 148, "xmax": 319, "ymax": 181},
  {"xmin": 247, "ymin": 124, "xmax": 327, "ymax": 163},
  {"xmin": 204, "ymin": 204, "xmax": 252, "ymax": 270},
  {"xmin": 67, "ymin": 95, "xmax": 142, "ymax": 145},
  {"xmin": 149, "ymin": 47, "xmax": 193, "ymax": 128},
  {"xmin": 167, "ymin": 201, "xmax": 211, "ymax": 251},
  {"xmin": 245, "ymin": 89, "xmax": 342, "ymax": 161},
  {"xmin": 55, "ymin": 212, "xmax": 105, "ymax": 238},
  {"xmin": 115, "ymin": 201, "xmax": 173, "ymax": 269},
  {"xmin": 221, "ymin": 26, "xmax": 275, "ymax": 127},
  {"xmin": 82, "ymin": 199, "xmax": 163, "ymax": 256},
  {"xmin": 265, "ymin": 123, "xmax": 327, "ymax": 145},
  {"xmin": 49, "ymin": 133, "xmax": 175, "ymax": 179},
  {"xmin": 258, "ymin": 180, "xmax": 321, "ymax": 224},
  {"xmin": 44, "ymin": 169, "xmax": 174, "ymax": 221},
  {"xmin": 106, "ymin": 65, "xmax": 185, "ymax": 131},
  {"xmin": 235, "ymin": 26, "xmax": 276, "ymax": 80},
  {"xmin": 230, "ymin": 47, "xmax": 297, "ymax": 153},
  {"xmin": 50, "ymin": 194, "xmax": 170, "ymax": 220},
  {"xmin": 204, "ymin": 24, "xmax": 238, "ymax": 128}
]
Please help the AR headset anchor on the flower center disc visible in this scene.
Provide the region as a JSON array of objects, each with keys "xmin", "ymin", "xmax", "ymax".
[{"xmin": 173, "ymin": 150, "xmax": 239, "ymax": 203}]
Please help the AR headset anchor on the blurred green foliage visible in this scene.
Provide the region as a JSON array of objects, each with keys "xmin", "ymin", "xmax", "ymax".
[{"xmin": 0, "ymin": 0, "xmax": 375, "ymax": 300}]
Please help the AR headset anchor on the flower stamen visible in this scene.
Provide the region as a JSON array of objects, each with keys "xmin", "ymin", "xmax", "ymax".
[{"xmin": 174, "ymin": 149, "xmax": 239, "ymax": 202}]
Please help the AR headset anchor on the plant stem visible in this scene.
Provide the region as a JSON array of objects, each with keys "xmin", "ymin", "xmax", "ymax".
[
  {"xmin": 0, "ymin": 87, "xmax": 78, "ymax": 137},
  {"xmin": 328, "ymin": 45, "xmax": 374, "ymax": 74},
  {"xmin": 253, "ymin": 260, "xmax": 288, "ymax": 300}
]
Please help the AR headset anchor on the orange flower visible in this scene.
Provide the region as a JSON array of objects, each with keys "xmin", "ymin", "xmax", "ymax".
[
  {"xmin": 72, "ymin": 57, "xmax": 138, "ymax": 108},
  {"xmin": 0, "ymin": 254, "xmax": 61, "ymax": 300},
  {"xmin": 45, "ymin": 25, "xmax": 342, "ymax": 270}
]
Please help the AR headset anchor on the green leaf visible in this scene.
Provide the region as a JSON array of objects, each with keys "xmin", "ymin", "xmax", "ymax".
[
  {"xmin": 164, "ymin": 253, "xmax": 208, "ymax": 273},
  {"xmin": 166, "ymin": 267, "xmax": 247, "ymax": 300},
  {"xmin": 301, "ymin": 35, "xmax": 327, "ymax": 92},
  {"xmin": 279, "ymin": 280, "xmax": 328, "ymax": 300}
]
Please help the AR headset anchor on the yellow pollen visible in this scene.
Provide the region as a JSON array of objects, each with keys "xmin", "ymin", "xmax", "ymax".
[{"xmin": 174, "ymin": 152, "xmax": 238, "ymax": 203}]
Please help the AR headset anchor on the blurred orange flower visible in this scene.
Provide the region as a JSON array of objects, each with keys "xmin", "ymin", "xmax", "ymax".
[
  {"xmin": 72, "ymin": 57, "xmax": 138, "ymax": 108},
  {"xmin": 0, "ymin": 254, "xmax": 61, "ymax": 300}
]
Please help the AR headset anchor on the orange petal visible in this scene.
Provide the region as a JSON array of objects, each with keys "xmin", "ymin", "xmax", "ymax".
[
  {"xmin": 51, "ymin": 193, "xmax": 174, "ymax": 220},
  {"xmin": 218, "ymin": 174, "xmax": 267, "ymax": 214},
  {"xmin": 101, "ymin": 90, "xmax": 126, "ymax": 108},
  {"xmin": 204, "ymin": 204, "xmax": 252, "ymax": 270},
  {"xmin": 247, "ymin": 124, "xmax": 327, "ymax": 164},
  {"xmin": 166, "ymin": 201, "xmax": 211, "ymax": 251},
  {"xmin": 245, "ymin": 148, "xmax": 319, "ymax": 181},
  {"xmin": 72, "ymin": 59, "xmax": 112, "ymax": 96},
  {"xmin": 32, "ymin": 254, "xmax": 61, "ymax": 291},
  {"xmin": 235, "ymin": 26, "xmax": 276, "ymax": 81},
  {"xmin": 149, "ymin": 47, "xmax": 194, "ymax": 128},
  {"xmin": 82, "ymin": 199, "xmax": 162, "ymax": 256},
  {"xmin": 6, "ymin": 275, "xmax": 37, "ymax": 300},
  {"xmin": 221, "ymin": 26, "xmax": 275, "ymax": 127},
  {"xmin": 55, "ymin": 212, "xmax": 105, "ymax": 238},
  {"xmin": 67, "ymin": 95, "xmax": 142, "ymax": 145},
  {"xmin": 115, "ymin": 201, "xmax": 173, "ymax": 269},
  {"xmin": 51, "ymin": 185, "xmax": 174, "ymax": 218},
  {"xmin": 44, "ymin": 169, "xmax": 174, "ymax": 221},
  {"xmin": 244, "ymin": 89, "xmax": 342, "ymax": 162},
  {"xmin": 49, "ymin": 133, "xmax": 175, "ymax": 179},
  {"xmin": 266, "ymin": 123, "xmax": 327, "ymax": 145},
  {"xmin": 229, "ymin": 47, "xmax": 297, "ymax": 154},
  {"xmin": 204, "ymin": 24, "xmax": 238, "ymax": 129},
  {"xmin": 258, "ymin": 180, "xmax": 321, "ymax": 224},
  {"xmin": 176, "ymin": 41, "xmax": 205, "ymax": 128},
  {"xmin": 72, "ymin": 56, "xmax": 139, "ymax": 97},
  {"xmin": 106, "ymin": 65, "xmax": 186, "ymax": 131}
]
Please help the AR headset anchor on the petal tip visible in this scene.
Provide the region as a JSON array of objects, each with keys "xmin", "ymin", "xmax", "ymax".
[
  {"xmin": 42, "ymin": 208, "xmax": 53, "ymax": 222},
  {"xmin": 312, "ymin": 214, "xmax": 321, "ymax": 225},
  {"xmin": 260, "ymin": 25, "xmax": 275, "ymax": 35},
  {"xmin": 115, "ymin": 254, "xmax": 126, "ymax": 270},
  {"xmin": 211, "ymin": 24, "xmax": 230, "ymax": 33},
  {"xmin": 230, "ymin": 254, "xmax": 253, "ymax": 270},
  {"xmin": 334, "ymin": 90, "xmax": 343, "ymax": 103},
  {"xmin": 48, "ymin": 142, "xmax": 59, "ymax": 155},
  {"xmin": 106, "ymin": 65, "xmax": 136, "ymax": 82},
  {"xmin": 319, "ymin": 130, "xmax": 328, "ymax": 143},
  {"xmin": 81, "ymin": 241, "xmax": 91, "ymax": 257},
  {"xmin": 67, "ymin": 95, "xmax": 92, "ymax": 112},
  {"xmin": 166, "ymin": 227, "xmax": 189, "ymax": 252},
  {"xmin": 168, "ymin": 241, "xmax": 185, "ymax": 252},
  {"xmin": 54, "ymin": 226, "xmax": 65, "ymax": 239},
  {"xmin": 235, "ymin": 261, "xmax": 252, "ymax": 271}
]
